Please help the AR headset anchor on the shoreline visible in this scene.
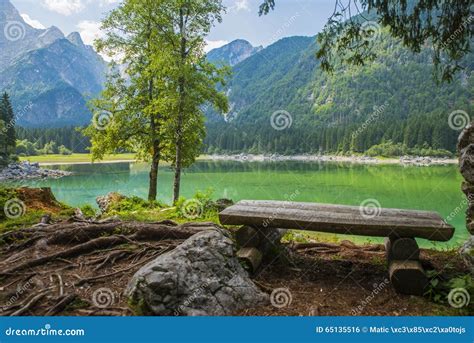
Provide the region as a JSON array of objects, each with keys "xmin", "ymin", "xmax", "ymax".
[
  {"xmin": 21, "ymin": 154, "xmax": 458, "ymax": 167},
  {"xmin": 38, "ymin": 159, "xmax": 136, "ymax": 166},
  {"xmin": 204, "ymin": 154, "xmax": 458, "ymax": 166}
]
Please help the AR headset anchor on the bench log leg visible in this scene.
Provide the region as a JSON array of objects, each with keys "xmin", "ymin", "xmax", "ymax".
[
  {"xmin": 388, "ymin": 260, "xmax": 428, "ymax": 296},
  {"xmin": 237, "ymin": 247, "xmax": 263, "ymax": 273},
  {"xmin": 235, "ymin": 226, "xmax": 288, "ymax": 271},
  {"xmin": 385, "ymin": 237, "xmax": 428, "ymax": 295},
  {"xmin": 384, "ymin": 236, "xmax": 420, "ymax": 262},
  {"xmin": 235, "ymin": 226, "xmax": 261, "ymax": 248}
]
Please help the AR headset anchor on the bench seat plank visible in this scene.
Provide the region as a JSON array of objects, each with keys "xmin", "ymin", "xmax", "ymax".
[
  {"xmin": 237, "ymin": 200, "xmax": 445, "ymax": 221},
  {"xmin": 219, "ymin": 201, "xmax": 454, "ymax": 242}
]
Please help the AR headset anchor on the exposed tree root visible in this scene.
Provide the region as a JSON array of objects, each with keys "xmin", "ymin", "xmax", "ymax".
[{"xmin": 0, "ymin": 217, "xmax": 219, "ymax": 316}]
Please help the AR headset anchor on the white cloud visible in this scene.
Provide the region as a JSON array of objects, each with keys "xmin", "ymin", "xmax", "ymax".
[
  {"xmin": 42, "ymin": 0, "xmax": 85, "ymax": 16},
  {"xmin": 76, "ymin": 20, "xmax": 103, "ymax": 46},
  {"xmin": 21, "ymin": 14, "xmax": 46, "ymax": 29},
  {"xmin": 233, "ymin": 0, "xmax": 250, "ymax": 12},
  {"xmin": 205, "ymin": 40, "xmax": 229, "ymax": 52},
  {"xmin": 97, "ymin": 0, "xmax": 120, "ymax": 6}
]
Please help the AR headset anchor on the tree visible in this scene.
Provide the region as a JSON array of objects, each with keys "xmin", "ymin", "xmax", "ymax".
[
  {"xmin": 260, "ymin": 0, "xmax": 473, "ymax": 82},
  {"xmin": 84, "ymin": 0, "xmax": 228, "ymax": 203},
  {"xmin": 84, "ymin": 0, "xmax": 172, "ymax": 201},
  {"xmin": 0, "ymin": 92, "xmax": 16, "ymax": 164},
  {"xmin": 163, "ymin": 0, "xmax": 229, "ymax": 203}
]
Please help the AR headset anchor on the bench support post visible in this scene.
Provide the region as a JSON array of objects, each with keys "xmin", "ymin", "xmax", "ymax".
[
  {"xmin": 235, "ymin": 226, "xmax": 288, "ymax": 272},
  {"xmin": 385, "ymin": 236, "xmax": 428, "ymax": 295}
]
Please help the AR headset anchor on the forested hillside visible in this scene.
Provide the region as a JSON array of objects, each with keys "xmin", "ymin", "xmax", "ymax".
[{"xmin": 204, "ymin": 30, "xmax": 473, "ymax": 155}]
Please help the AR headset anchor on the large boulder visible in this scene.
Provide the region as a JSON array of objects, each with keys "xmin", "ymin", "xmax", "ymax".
[
  {"xmin": 126, "ymin": 229, "xmax": 268, "ymax": 316},
  {"xmin": 459, "ymin": 236, "xmax": 474, "ymax": 274},
  {"xmin": 458, "ymin": 123, "xmax": 474, "ymax": 272},
  {"xmin": 459, "ymin": 144, "xmax": 474, "ymax": 184}
]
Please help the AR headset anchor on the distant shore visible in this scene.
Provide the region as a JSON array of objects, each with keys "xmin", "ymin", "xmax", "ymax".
[
  {"xmin": 20, "ymin": 153, "xmax": 457, "ymax": 166},
  {"xmin": 205, "ymin": 154, "xmax": 458, "ymax": 166}
]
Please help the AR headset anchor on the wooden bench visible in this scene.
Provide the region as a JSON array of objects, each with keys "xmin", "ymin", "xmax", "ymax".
[{"xmin": 219, "ymin": 200, "xmax": 455, "ymax": 296}]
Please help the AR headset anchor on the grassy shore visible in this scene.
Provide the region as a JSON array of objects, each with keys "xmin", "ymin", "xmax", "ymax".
[
  {"xmin": 19, "ymin": 153, "xmax": 457, "ymax": 166},
  {"xmin": 20, "ymin": 153, "xmax": 136, "ymax": 164}
]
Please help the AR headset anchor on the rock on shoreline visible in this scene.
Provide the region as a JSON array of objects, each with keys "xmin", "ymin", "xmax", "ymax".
[
  {"xmin": 207, "ymin": 154, "xmax": 455, "ymax": 165},
  {"xmin": 0, "ymin": 162, "xmax": 72, "ymax": 181}
]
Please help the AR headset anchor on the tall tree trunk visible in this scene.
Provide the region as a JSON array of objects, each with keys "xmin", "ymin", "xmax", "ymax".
[
  {"xmin": 147, "ymin": 78, "xmax": 161, "ymax": 201},
  {"xmin": 173, "ymin": 8, "xmax": 186, "ymax": 204},
  {"xmin": 173, "ymin": 79, "xmax": 185, "ymax": 203},
  {"xmin": 148, "ymin": 137, "xmax": 160, "ymax": 201}
]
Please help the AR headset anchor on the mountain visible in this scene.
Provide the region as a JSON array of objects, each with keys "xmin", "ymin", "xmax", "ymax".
[
  {"xmin": 204, "ymin": 32, "xmax": 473, "ymax": 155},
  {"xmin": 0, "ymin": 0, "xmax": 106, "ymax": 127},
  {"xmin": 207, "ymin": 39, "xmax": 262, "ymax": 67}
]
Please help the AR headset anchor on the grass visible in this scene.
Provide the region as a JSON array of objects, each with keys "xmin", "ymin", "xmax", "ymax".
[
  {"xmin": 19, "ymin": 153, "xmax": 137, "ymax": 164},
  {"xmin": 18, "ymin": 153, "xmax": 216, "ymax": 165}
]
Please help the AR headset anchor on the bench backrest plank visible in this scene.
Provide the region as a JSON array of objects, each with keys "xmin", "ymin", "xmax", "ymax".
[{"xmin": 219, "ymin": 201, "xmax": 454, "ymax": 242}]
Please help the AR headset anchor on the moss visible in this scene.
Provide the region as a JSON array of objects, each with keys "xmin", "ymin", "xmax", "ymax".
[
  {"xmin": 66, "ymin": 298, "xmax": 90, "ymax": 311},
  {"xmin": 80, "ymin": 204, "xmax": 98, "ymax": 218}
]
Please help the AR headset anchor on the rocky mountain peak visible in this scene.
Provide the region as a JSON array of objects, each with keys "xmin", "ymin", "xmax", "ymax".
[
  {"xmin": 207, "ymin": 39, "xmax": 262, "ymax": 66},
  {"xmin": 67, "ymin": 32, "xmax": 85, "ymax": 47},
  {"xmin": 0, "ymin": 0, "xmax": 21, "ymax": 23},
  {"xmin": 38, "ymin": 26, "xmax": 64, "ymax": 45}
]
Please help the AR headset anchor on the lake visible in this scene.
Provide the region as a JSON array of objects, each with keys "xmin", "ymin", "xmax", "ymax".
[{"xmin": 11, "ymin": 160, "xmax": 468, "ymax": 248}]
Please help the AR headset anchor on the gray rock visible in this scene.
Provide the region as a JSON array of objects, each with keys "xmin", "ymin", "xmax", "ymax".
[
  {"xmin": 126, "ymin": 229, "xmax": 268, "ymax": 316},
  {"xmin": 459, "ymin": 236, "xmax": 474, "ymax": 274},
  {"xmin": 0, "ymin": 162, "xmax": 71, "ymax": 181},
  {"xmin": 96, "ymin": 192, "xmax": 127, "ymax": 213},
  {"xmin": 458, "ymin": 122, "xmax": 474, "ymax": 152},
  {"xmin": 459, "ymin": 144, "xmax": 474, "ymax": 183}
]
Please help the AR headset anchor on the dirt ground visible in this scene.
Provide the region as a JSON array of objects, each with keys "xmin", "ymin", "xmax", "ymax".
[
  {"xmin": 239, "ymin": 245, "xmax": 469, "ymax": 316},
  {"xmin": 0, "ymin": 217, "xmax": 470, "ymax": 317}
]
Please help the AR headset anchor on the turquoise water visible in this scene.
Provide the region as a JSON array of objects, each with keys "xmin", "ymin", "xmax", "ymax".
[{"xmin": 10, "ymin": 160, "xmax": 468, "ymax": 248}]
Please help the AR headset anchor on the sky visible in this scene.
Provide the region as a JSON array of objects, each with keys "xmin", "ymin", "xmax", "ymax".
[{"xmin": 10, "ymin": 0, "xmax": 337, "ymax": 51}]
